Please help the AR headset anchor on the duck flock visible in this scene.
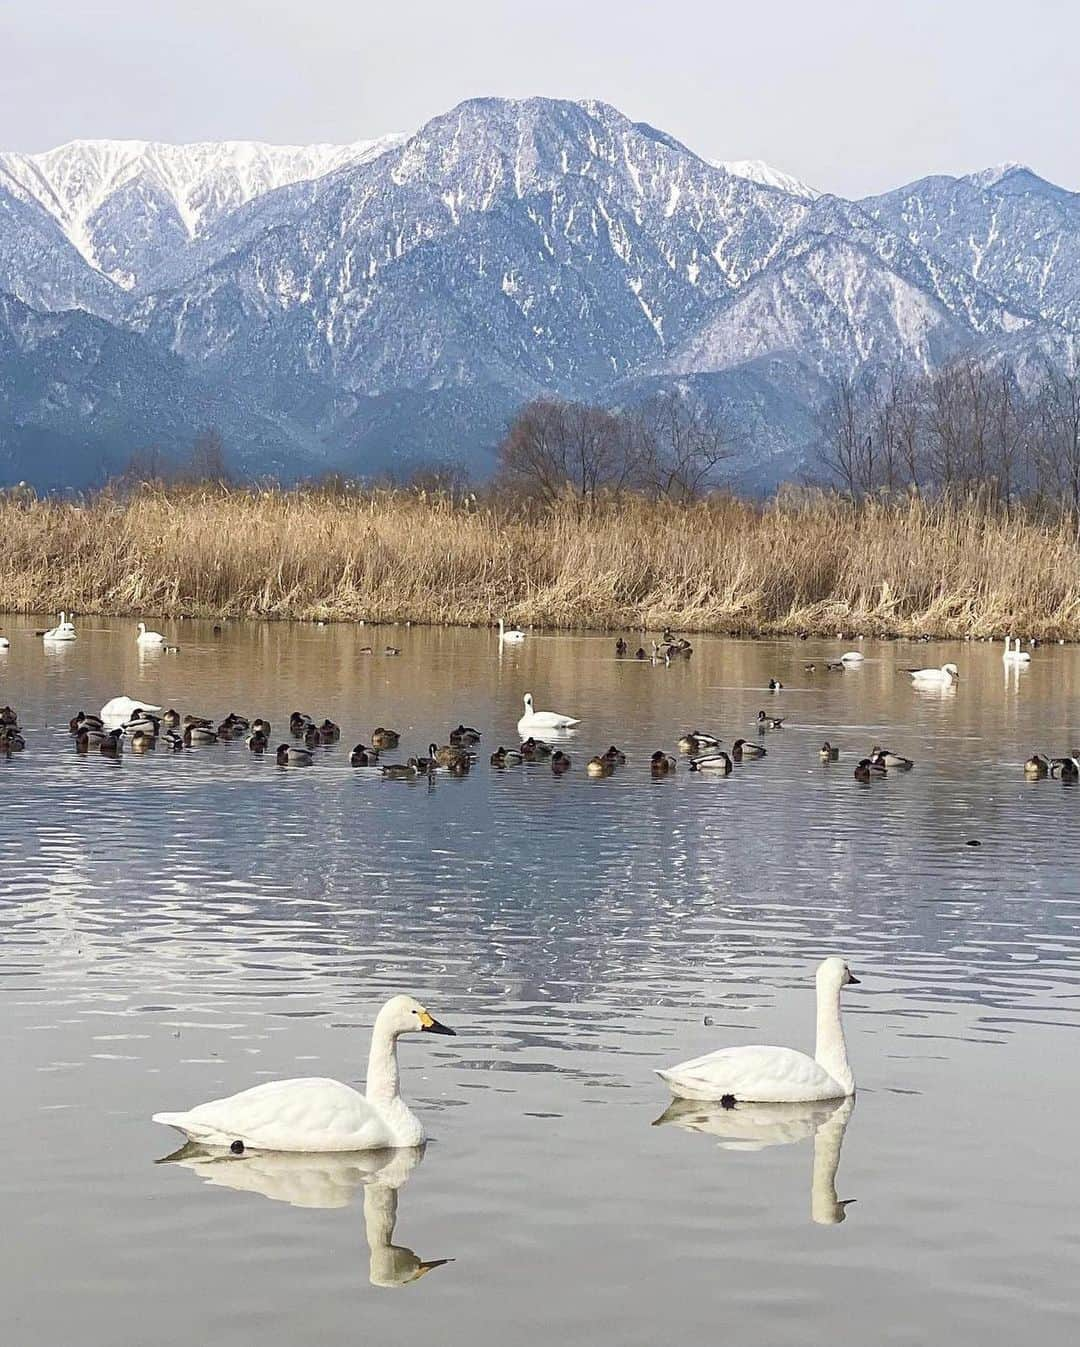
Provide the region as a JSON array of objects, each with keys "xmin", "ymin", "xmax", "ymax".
[{"xmin": 0, "ymin": 619, "xmax": 1073, "ymax": 780}]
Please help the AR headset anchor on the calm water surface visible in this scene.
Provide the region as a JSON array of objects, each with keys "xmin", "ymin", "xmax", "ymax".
[{"xmin": 1, "ymin": 617, "xmax": 1079, "ymax": 1346}]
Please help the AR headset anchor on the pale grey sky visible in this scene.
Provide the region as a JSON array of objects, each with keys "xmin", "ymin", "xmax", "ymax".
[{"xmin": 4, "ymin": 0, "xmax": 1076, "ymax": 197}]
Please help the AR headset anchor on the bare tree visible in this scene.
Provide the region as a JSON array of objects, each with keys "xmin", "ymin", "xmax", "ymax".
[
  {"xmin": 497, "ymin": 399, "xmax": 635, "ymax": 507},
  {"xmin": 1034, "ymin": 358, "xmax": 1080, "ymax": 532},
  {"xmin": 634, "ymin": 395, "xmax": 733, "ymax": 502},
  {"xmin": 187, "ymin": 429, "xmax": 230, "ymax": 485}
]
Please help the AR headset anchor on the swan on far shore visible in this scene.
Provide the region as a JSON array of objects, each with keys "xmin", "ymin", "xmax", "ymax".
[
  {"xmin": 1002, "ymin": 636, "xmax": 1031, "ymax": 664},
  {"xmin": 839, "ymin": 651, "xmax": 864, "ymax": 664},
  {"xmin": 517, "ymin": 693, "xmax": 579, "ymax": 733},
  {"xmin": 153, "ymin": 995, "xmax": 456, "ymax": 1152},
  {"xmin": 656, "ymin": 958, "xmax": 859, "ymax": 1103},
  {"xmin": 136, "ymin": 622, "xmax": 167, "ymax": 645}
]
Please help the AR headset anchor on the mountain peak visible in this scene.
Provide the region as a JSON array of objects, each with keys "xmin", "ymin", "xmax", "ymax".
[{"xmin": 716, "ymin": 159, "xmax": 819, "ymax": 200}]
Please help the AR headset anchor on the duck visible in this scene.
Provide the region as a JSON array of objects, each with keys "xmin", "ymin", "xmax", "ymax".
[
  {"xmin": 350, "ymin": 743, "xmax": 379, "ymax": 766},
  {"xmin": 290, "ymin": 712, "xmax": 314, "ymax": 736},
  {"xmin": 276, "ymin": 743, "xmax": 313, "ymax": 766},
  {"xmin": 768, "ymin": 678, "xmax": 784, "ymax": 691},
  {"xmin": 101, "ymin": 695, "xmax": 161, "ymax": 723},
  {"xmin": 162, "ymin": 709, "xmax": 181, "ymax": 729},
  {"xmin": 301, "ymin": 723, "xmax": 320, "ymax": 748},
  {"xmin": 162, "ymin": 731, "xmax": 184, "ymax": 752},
  {"xmin": 804, "ymin": 663, "xmax": 817, "ymax": 673},
  {"xmin": 1, "ymin": 726, "xmax": 26, "ymax": 753},
  {"xmin": 318, "ymin": 719, "xmax": 341, "ymax": 744},
  {"xmin": 0, "ymin": 705, "xmax": 18, "ymax": 726},
  {"xmin": 99, "ymin": 729, "xmax": 124, "ymax": 757},
  {"xmin": 498, "ymin": 618, "xmax": 526, "ymax": 644},
  {"xmin": 518, "ymin": 693, "xmax": 579, "ymax": 733},
  {"xmin": 449, "ymin": 724, "xmax": 482, "ymax": 746},
  {"xmin": 825, "ymin": 661, "xmax": 846, "ymax": 672},
  {"xmin": 129, "ymin": 729, "xmax": 156, "ymax": 753},
  {"xmin": 69, "ymin": 711, "xmax": 104, "ymax": 734},
  {"xmin": 372, "ymin": 727, "xmax": 401, "ymax": 751},
  {"xmin": 601, "ymin": 745, "xmax": 627, "ymax": 766},
  {"xmin": 615, "ymin": 638, "xmax": 628, "ymax": 657},
  {"xmin": 757, "ymin": 711, "xmax": 785, "ymax": 730},
  {"xmin": 1002, "ymin": 636, "xmax": 1031, "ymax": 664},
  {"xmin": 135, "ymin": 621, "xmax": 167, "ymax": 646},
  {"xmin": 689, "ymin": 750, "xmax": 733, "ymax": 774},
  {"xmin": 1051, "ymin": 755, "xmax": 1080, "ymax": 781},
  {"xmin": 445, "ymin": 755, "xmax": 470, "ymax": 777},
  {"xmin": 1024, "ymin": 753, "xmax": 1050, "ymax": 779},
  {"xmin": 853, "ymin": 758, "xmax": 886, "ymax": 781},
  {"xmin": 650, "ymin": 751, "xmax": 677, "ymax": 775},
  {"xmin": 184, "ymin": 724, "xmax": 219, "ymax": 746},
  {"xmin": 183, "ymin": 714, "xmax": 214, "ymax": 730},
  {"xmin": 247, "ymin": 731, "xmax": 269, "ymax": 753},
  {"xmin": 731, "ymin": 738, "xmax": 766, "ymax": 761},
  {"xmin": 251, "ymin": 718, "xmax": 272, "ymax": 737},
  {"xmin": 839, "ymin": 651, "xmax": 864, "ymax": 664},
  {"xmin": 152, "ymin": 995, "xmax": 455, "ymax": 1151},
  {"xmin": 656, "ymin": 958, "xmax": 859, "ymax": 1103},
  {"xmin": 124, "ymin": 712, "xmax": 161, "ymax": 735},
  {"xmin": 75, "ymin": 727, "xmax": 106, "ymax": 751},
  {"xmin": 678, "ymin": 731, "xmax": 721, "ymax": 754},
  {"xmin": 820, "ymin": 742, "xmax": 840, "ymax": 762},
  {"xmin": 519, "ymin": 737, "xmax": 552, "ymax": 761},
  {"xmin": 550, "ymin": 751, "xmax": 572, "ymax": 774},
  {"xmin": 871, "ymin": 746, "xmax": 914, "ymax": 770},
  {"xmin": 902, "ymin": 663, "xmax": 959, "ymax": 685},
  {"xmin": 634, "ymin": 647, "xmax": 647, "ymax": 660},
  {"xmin": 383, "ymin": 646, "xmax": 401, "ymax": 657},
  {"xmin": 586, "ymin": 755, "xmax": 613, "ymax": 777},
  {"xmin": 381, "ymin": 759, "xmax": 424, "ymax": 779},
  {"xmin": 433, "ymin": 743, "xmax": 469, "ymax": 769},
  {"xmin": 43, "ymin": 612, "xmax": 77, "ymax": 642}
]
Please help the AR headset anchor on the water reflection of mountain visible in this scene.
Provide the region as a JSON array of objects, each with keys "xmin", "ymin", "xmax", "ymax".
[{"xmin": 2, "ymin": 622, "xmax": 1080, "ymax": 1020}]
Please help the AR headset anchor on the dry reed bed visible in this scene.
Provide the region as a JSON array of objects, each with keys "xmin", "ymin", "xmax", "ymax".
[{"xmin": 2, "ymin": 488, "xmax": 1079, "ymax": 637}]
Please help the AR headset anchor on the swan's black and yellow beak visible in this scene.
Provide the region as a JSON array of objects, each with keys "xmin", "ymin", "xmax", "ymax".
[{"xmin": 419, "ymin": 1010, "xmax": 456, "ymax": 1036}]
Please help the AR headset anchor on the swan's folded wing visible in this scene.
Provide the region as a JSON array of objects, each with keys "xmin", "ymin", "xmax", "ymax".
[
  {"xmin": 657, "ymin": 1044, "xmax": 842, "ymax": 1103},
  {"xmin": 153, "ymin": 1077, "xmax": 393, "ymax": 1151}
]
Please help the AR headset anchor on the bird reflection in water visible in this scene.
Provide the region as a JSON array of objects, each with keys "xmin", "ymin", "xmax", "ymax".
[
  {"xmin": 653, "ymin": 1094, "xmax": 856, "ymax": 1225},
  {"xmin": 156, "ymin": 1142, "xmax": 451, "ymax": 1286}
]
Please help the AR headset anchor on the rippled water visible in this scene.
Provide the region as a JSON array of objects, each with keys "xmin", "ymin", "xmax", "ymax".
[{"xmin": 2, "ymin": 616, "xmax": 1079, "ymax": 1346}]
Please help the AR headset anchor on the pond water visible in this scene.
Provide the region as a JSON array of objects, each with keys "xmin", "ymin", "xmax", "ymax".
[{"xmin": 1, "ymin": 616, "xmax": 1079, "ymax": 1347}]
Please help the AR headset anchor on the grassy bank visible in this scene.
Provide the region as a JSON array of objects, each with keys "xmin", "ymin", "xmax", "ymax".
[{"xmin": 3, "ymin": 485, "xmax": 1079, "ymax": 638}]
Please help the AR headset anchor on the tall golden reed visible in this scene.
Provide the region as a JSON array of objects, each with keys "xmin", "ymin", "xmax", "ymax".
[{"xmin": 3, "ymin": 485, "xmax": 1079, "ymax": 637}]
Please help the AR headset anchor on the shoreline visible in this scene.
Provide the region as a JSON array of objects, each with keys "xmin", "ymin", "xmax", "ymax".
[{"xmin": 4, "ymin": 485, "xmax": 1080, "ymax": 642}]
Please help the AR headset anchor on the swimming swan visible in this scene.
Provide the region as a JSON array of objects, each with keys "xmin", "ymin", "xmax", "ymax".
[
  {"xmin": 498, "ymin": 618, "xmax": 526, "ymax": 644},
  {"xmin": 101, "ymin": 695, "xmax": 162, "ymax": 723},
  {"xmin": 517, "ymin": 693, "xmax": 580, "ymax": 733},
  {"xmin": 903, "ymin": 663, "xmax": 959, "ymax": 685},
  {"xmin": 153, "ymin": 995, "xmax": 456, "ymax": 1152},
  {"xmin": 43, "ymin": 612, "xmax": 77, "ymax": 641},
  {"xmin": 1002, "ymin": 636, "xmax": 1031, "ymax": 664},
  {"xmin": 136, "ymin": 622, "xmax": 167, "ymax": 645},
  {"xmin": 656, "ymin": 958, "xmax": 859, "ymax": 1103},
  {"xmin": 839, "ymin": 651, "xmax": 864, "ymax": 664}
]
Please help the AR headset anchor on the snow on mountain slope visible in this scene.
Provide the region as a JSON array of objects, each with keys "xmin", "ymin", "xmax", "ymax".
[
  {"xmin": 0, "ymin": 135, "xmax": 404, "ymax": 288},
  {"xmin": 716, "ymin": 159, "xmax": 819, "ymax": 200}
]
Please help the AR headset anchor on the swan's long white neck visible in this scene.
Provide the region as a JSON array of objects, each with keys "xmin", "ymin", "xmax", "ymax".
[
  {"xmin": 365, "ymin": 1009, "xmax": 403, "ymax": 1106},
  {"xmin": 814, "ymin": 976, "xmax": 854, "ymax": 1095}
]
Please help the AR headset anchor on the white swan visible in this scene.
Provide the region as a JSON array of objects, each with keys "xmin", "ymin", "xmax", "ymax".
[
  {"xmin": 152, "ymin": 995, "xmax": 456, "ymax": 1151},
  {"xmin": 903, "ymin": 662, "xmax": 959, "ymax": 685},
  {"xmin": 101, "ymin": 695, "xmax": 162, "ymax": 723},
  {"xmin": 517, "ymin": 692, "xmax": 580, "ymax": 733},
  {"xmin": 0, "ymin": 634, "xmax": 9, "ymax": 650},
  {"xmin": 839, "ymin": 651, "xmax": 864, "ymax": 664},
  {"xmin": 42, "ymin": 611, "xmax": 77, "ymax": 641},
  {"xmin": 1002, "ymin": 636, "xmax": 1031, "ymax": 664},
  {"xmin": 656, "ymin": 957, "xmax": 859, "ymax": 1103},
  {"xmin": 136, "ymin": 621, "xmax": 167, "ymax": 646},
  {"xmin": 498, "ymin": 618, "xmax": 526, "ymax": 644}
]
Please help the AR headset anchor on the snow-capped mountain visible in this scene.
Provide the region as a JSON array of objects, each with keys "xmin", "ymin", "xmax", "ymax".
[{"xmin": 0, "ymin": 97, "xmax": 1077, "ymax": 489}]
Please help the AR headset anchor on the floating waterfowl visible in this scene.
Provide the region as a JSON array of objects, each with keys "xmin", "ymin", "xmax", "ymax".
[
  {"xmin": 102, "ymin": 696, "xmax": 161, "ymax": 723},
  {"xmin": 601, "ymin": 745, "xmax": 627, "ymax": 766},
  {"xmin": 871, "ymin": 746, "xmax": 914, "ymax": 770},
  {"xmin": 519, "ymin": 737, "xmax": 552, "ymax": 761},
  {"xmin": 449, "ymin": 724, "xmax": 482, "ymax": 746},
  {"xmin": 656, "ymin": 958, "xmax": 859, "ymax": 1103},
  {"xmin": 768, "ymin": 679, "xmax": 783, "ymax": 691},
  {"xmin": 277, "ymin": 744, "xmax": 313, "ymax": 765},
  {"xmin": 129, "ymin": 730, "xmax": 156, "ymax": 753},
  {"xmin": 615, "ymin": 638, "xmax": 628, "ymax": 657},
  {"xmin": 372, "ymin": 728, "xmax": 401, "ymax": 751},
  {"xmin": 518, "ymin": 693, "xmax": 579, "ymax": 733},
  {"xmin": 550, "ymin": 751, "xmax": 572, "ymax": 774},
  {"xmin": 903, "ymin": 663, "xmax": 959, "ymax": 685},
  {"xmin": 820, "ymin": 742, "xmax": 840, "ymax": 762},
  {"xmin": 490, "ymin": 746, "xmax": 523, "ymax": 767},
  {"xmin": 136, "ymin": 622, "xmax": 167, "ymax": 646},
  {"xmin": 650, "ymin": 751, "xmax": 677, "ymax": 774},
  {"xmin": 247, "ymin": 731, "xmax": 269, "ymax": 753},
  {"xmin": 152, "ymin": 995, "xmax": 456, "ymax": 1151},
  {"xmin": 290, "ymin": 712, "xmax": 314, "ymax": 736},
  {"xmin": 318, "ymin": 720, "xmax": 341, "ymax": 744},
  {"xmin": 184, "ymin": 724, "xmax": 219, "ymax": 746},
  {"xmin": 634, "ymin": 647, "xmax": 647, "ymax": 660},
  {"xmin": 43, "ymin": 612, "xmax": 77, "ymax": 642},
  {"xmin": 498, "ymin": 619, "xmax": 526, "ymax": 644},
  {"xmin": 1024, "ymin": 753, "xmax": 1050, "ymax": 778},
  {"xmin": 99, "ymin": 729, "xmax": 124, "ymax": 757},
  {"xmin": 757, "ymin": 711, "xmax": 785, "ymax": 730},
  {"xmin": 689, "ymin": 750, "xmax": 733, "ymax": 774},
  {"xmin": 731, "ymin": 738, "xmax": 766, "ymax": 762},
  {"xmin": 586, "ymin": 755, "xmax": 613, "ymax": 777},
  {"xmin": 381, "ymin": 759, "xmax": 423, "ymax": 779},
  {"xmin": 853, "ymin": 758, "xmax": 886, "ymax": 781},
  {"xmin": 1002, "ymin": 637, "xmax": 1031, "ymax": 664},
  {"xmin": 839, "ymin": 652, "xmax": 864, "ymax": 664},
  {"xmin": 678, "ymin": 731, "xmax": 721, "ymax": 754},
  {"xmin": 350, "ymin": 744, "xmax": 379, "ymax": 766}
]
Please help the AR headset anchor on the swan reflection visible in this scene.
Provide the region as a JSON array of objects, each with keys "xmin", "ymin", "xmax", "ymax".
[
  {"xmin": 157, "ymin": 1142, "xmax": 450, "ymax": 1285},
  {"xmin": 654, "ymin": 1094, "xmax": 856, "ymax": 1225}
]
